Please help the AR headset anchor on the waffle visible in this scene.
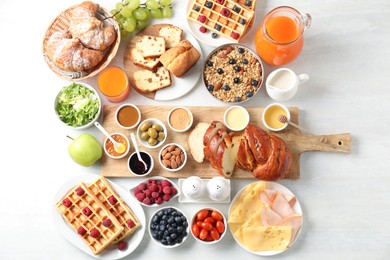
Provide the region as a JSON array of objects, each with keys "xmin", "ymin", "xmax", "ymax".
[
  {"xmin": 88, "ymin": 177, "xmax": 141, "ymax": 243},
  {"xmin": 56, "ymin": 183, "xmax": 123, "ymax": 255},
  {"xmin": 187, "ymin": 0, "xmax": 257, "ymax": 42}
]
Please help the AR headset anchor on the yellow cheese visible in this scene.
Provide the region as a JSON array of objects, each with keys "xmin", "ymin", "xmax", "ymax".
[{"xmin": 242, "ymin": 225, "xmax": 291, "ymax": 251}]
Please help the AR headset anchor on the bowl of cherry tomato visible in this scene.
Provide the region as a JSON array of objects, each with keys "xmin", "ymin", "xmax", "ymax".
[{"xmin": 191, "ymin": 208, "xmax": 226, "ymax": 244}]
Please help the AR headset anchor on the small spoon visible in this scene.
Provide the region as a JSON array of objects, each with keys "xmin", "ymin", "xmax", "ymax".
[
  {"xmin": 130, "ymin": 133, "xmax": 148, "ymax": 171},
  {"xmin": 94, "ymin": 122, "xmax": 126, "ymax": 153},
  {"xmin": 278, "ymin": 114, "xmax": 313, "ymax": 135}
]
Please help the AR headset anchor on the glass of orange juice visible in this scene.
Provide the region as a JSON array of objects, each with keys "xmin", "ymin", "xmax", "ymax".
[
  {"xmin": 254, "ymin": 6, "xmax": 311, "ymax": 66},
  {"xmin": 97, "ymin": 67, "xmax": 130, "ymax": 102}
]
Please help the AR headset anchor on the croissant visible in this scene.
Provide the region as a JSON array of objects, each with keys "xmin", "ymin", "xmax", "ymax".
[
  {"xmin": 46, "ymin": 31, "xmax": 104, "ymax": 71},
  {"xmin": 68, "ymin": 1, "xmax": 116, "ymax": 51}
]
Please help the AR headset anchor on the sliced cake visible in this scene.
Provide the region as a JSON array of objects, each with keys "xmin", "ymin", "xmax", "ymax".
[
  {"xmin": 130, "ymin": 48, "xmax": 160, "ymax": 71},
  {"xmin": 158, "ymin": 25, "xmax": 183, "ymax": 48},
  {"xmin": 133, "ymin": 66, "xmax": 172, "ymax": 93},
  {"xmin": 135, "ymin": 35, "xmax": 166, "ymax": 58}
]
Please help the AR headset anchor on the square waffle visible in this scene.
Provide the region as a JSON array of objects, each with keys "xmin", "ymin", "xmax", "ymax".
[
  {"xmin": 187, "ymin": 0, "xmax": 257, "ymax": 42},
  {"xmin": 88, "ymin": 177, "xmax": 141, "ymax": 243},
  {"xmin": 56, "ymin": 183, "xmax": 123, "ymax": 255}
]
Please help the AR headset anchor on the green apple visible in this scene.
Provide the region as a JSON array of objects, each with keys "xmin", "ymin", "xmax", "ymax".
[{"xmin": 67, "ymin": 134, "xmax": 102, "ymax": 167}]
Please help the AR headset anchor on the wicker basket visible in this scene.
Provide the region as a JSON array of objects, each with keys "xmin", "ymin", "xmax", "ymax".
[{"xmin": 42, "ymin": 4, "xmax": 121, "ymax": 81}]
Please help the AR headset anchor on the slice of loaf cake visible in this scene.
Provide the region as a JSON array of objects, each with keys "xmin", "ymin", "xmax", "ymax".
[
  {"xmin": 135, "ymin": 35, "xmax": 166, "ymax": 58},
  {"xmin": 133, "ymin": 66, "xmax": 172, "ymax": 93},
  {"xmin": 130, "ymin": 48, "xmax": 160, "ymax": 71},
  {"xmin": 158, "ymin": 26, "xmax": 183, "ymax": 48}
]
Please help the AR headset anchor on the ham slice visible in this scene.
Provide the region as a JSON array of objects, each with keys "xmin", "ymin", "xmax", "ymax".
[
  {"xmin": 260, "ymin": 191, "xmax": 272, "ymax": 206},
  {"xmin": 279, "ymin": 214, "xmax": 303, "ymax": 246},
  {"xmin": 260, "ymin": 206, "xmax": 283, "ymax": 226},
  {"xmin": 264, "ymin": 189, "xmax": 278, "ymax": 202},
  {"xmin": 272, "ymin": 192, "xmax": 295, "ymax": 218}
]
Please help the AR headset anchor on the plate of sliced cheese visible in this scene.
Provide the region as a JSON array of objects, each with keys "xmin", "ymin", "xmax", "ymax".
[
  {"xmin": 124, "ymin": 24, "xmax": 203, "ymax": 101},
  {"xmin": 228, "ymin": 181, "xmax": 303, "ymax": 256}
]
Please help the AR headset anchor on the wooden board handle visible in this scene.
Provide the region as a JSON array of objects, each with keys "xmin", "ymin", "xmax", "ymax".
[{"xmin": 292, "ymin": 133, "xmax": 351, "ymax": 154}]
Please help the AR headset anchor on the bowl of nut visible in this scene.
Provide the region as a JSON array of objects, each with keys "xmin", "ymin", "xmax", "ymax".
[
  {"xmin": 137, "ymin": 118, "xmax": 167, "ymax": 149},
  {"xmin": 159, "ymin": 143, "xmax": 187, "ymax": 172},
  {"xmin": 203, "ymin": 44, "xmax": 264, "ymax": 103}
]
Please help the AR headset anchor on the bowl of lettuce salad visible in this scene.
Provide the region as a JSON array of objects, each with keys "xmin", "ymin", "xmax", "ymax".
[{"xmin": 55, "ymin": 83, "xmax": 101, "ymax": 129}]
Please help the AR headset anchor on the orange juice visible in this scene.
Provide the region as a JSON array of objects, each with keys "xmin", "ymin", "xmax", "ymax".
[
  {"xmin": 98, "ymin": 67, "xmax": 130, "ymax": 102},
  {"xmin": 254, "ymin": 6, "xmax": 311, "ymax": 66}
]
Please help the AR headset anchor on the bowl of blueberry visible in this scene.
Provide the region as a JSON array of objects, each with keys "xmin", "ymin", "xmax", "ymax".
[
  {"xmin": 203, "ymin": 44, "xmax": 264, "ymax": 103},
  {"xmin": 149, "ymin": 206, "xmax": 189, "ymax": 248}
]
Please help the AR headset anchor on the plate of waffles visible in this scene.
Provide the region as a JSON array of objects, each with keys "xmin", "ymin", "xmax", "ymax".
[
  {"xmin": 53, "ymin": 174, "xmax": 146, "ymax": 259},
  {"xmin": 186, "ymin": 0, "xmax": 257, "ymax": 46}
]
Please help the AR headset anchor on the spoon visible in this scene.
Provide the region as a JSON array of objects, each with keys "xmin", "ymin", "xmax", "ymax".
[
  {"xmin": 130, "ymin": 133, "xmax": 148, "ymax": 171},
  {"xmin": 278, "ymin": 114, "xmax": 314, "ymax": 135},
  {"xmin": 94, "ymin": 122, "xmax": 126, "ymax": 153}
]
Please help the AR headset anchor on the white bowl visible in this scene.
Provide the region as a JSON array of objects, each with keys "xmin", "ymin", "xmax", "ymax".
[
  {"xmin": 129, "ymin": 176, "xmax": 180, "ymax": 207},
  {"xmin": 115, "ymin": 103, "xmax": 141, "ymax": 129},
  {"xmin": 223, "ymin": 105, "xmax": 250, "ymax": 131},
  {"xmin": 191, "ymin": 208, "xmax": 227, "ymax": 245},
  {"xmin": 103, "ymin": 133, "xmax": 130, "ymax": 159},
  {"xmin": 127, "ymin": 150, "xmax": 154, "ymax": 177},
  {"xmin": 167, "ymin": 107, "xmax": 194, "ymax": 133},
  {"xmin": 149, "ymin": 206, "xmax": 189, "ymax": 248},
  {"xmin": 137, "ymin": 118, "xmax": 167, "ymax": 149},
  {"xmin": 158, "ymin": 143, "xmax": 187, "ymax": 172},
  {"xmin": 54, "ymin": 82, "xmax": 101, "ymax": 130},
  {"xmin": 262, "ymin": 103, "xmax": 291, "ymax": 132}
]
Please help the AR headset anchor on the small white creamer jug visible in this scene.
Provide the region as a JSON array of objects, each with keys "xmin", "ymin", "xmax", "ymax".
[{"xmin": 266, "ymin": 68, "xmax": 309, "ymax": 101}]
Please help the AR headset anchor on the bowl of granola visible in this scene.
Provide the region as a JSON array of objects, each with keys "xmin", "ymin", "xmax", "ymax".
[{"xmin": 203, "ymin": 44, "xmax": 264, "ymax": 103}]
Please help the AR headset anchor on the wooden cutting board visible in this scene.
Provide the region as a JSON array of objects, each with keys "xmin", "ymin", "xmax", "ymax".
[{"xmin": 101, "ymin": 105, "xmax": 351, "ymax": 179}]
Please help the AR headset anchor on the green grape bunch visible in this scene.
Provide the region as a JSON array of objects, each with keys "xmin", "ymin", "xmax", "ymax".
[{"xmin": 111, "ymin": 0, "xmax": 173, "ymax": 37}]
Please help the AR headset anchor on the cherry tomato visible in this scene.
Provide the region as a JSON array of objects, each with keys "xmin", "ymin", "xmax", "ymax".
[
  {"xmin": 210, "ymin": 227, "xmax": 220, "ymax": 240},
  {"xmin": 199, "ymin": 229, "xmax": 208, "ymax": 240},
  {"xmin": 196, "ymin": 221, "xmax": 203, "ymax": 227},
  {"xmin": 216, "ymin": 220, "xmax": 225, "ymax": 234},
  {"xmin": 192, "ymin": 224, "xmax": 200, "ymax": 237},
  {"xmin": 205, "ymin": 233, "xmax": 214, "ymax": 241},
  {"xmin": 204, "ymin": 216, "xmax": 215, "ymax": 225},
  {"xmin": 201, "ymin": 222, "xmax": 213, "ymax": 231},
  {"xmin": 197, "ymin": 209, "xmax": 209, "ymax": 221},
  {"xmin": 211, "ymin": 210, "xmax": 223, "ymax": 221}
]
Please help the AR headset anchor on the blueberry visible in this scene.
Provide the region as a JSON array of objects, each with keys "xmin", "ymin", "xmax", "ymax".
[
  {"xmin": 170, "ymin": 233, "xmax": 178, "ymax": 240},
  {"xmin": 234, "ymin": 65, "xmax": 241, "ymax": 72},
  {"xmin": 167, "ymin": 208, "xmax": 173, "ymax": 214},
  {"xmin": 161, "ymin": 239, "xmax": 168, "ymax": 245},
  {"xmin": 234, "ymin": 77, "xmax": 240, "ymax": 84},
  {"xmin": 177, "ymin": 226, "xmax": 184, "ymax": 234},
  {"xmin": 233, "ymin": 6, "xmax": 241, "ymax": 13},
  {"xmin": 163, "ymin": 210, "xmax": 168, "ymax": 215},
  {"xmin": 235, "ymin": 97, "xmax": 242, "ymax": 102},
  {"xmin": 194, "ymin": 5, "xmax": 200, "ymax": 11},
  {"xmin": 152, "ymin": 215, "xmax": 159, "ymax": 223},
  {"xmin": 162, "ymin": 214, "xmax": 167, "ymax": 220},
  {"xmin": 159, "ymin": 225, "xmax": 166, "ymax": 231},
  {"xmin": 175, "ymin": 216, "xmax": 182, "ymax": 224},
  {"xmin": 239, "ymin": 18, "xmax": 246, "ymax": 25},
  {"xmin": 160, "ymin": 220, "xmax": 166, "ymax": 226},
  {"xmin": 207, "ymin": 60, "xmax": 213, "ymax": 67},
  {"xmin": 238, "ymin": 47, "xmax": 245, "ymax": 54},
  {"xmin": 183, "ymin": 220, "xmax": 188, "ymax": 227},
  {"xmin": 163, "ymin": 230, "xmax": 169, "ymax": 236},
  {"xmin": 217, "ymin": 68, "xmax": 224, "ymax": 74},
  {"xmin": 166, "ymin": 236, "xmax": 172, "ymax": 243},
  {"xmin": 245, "ymin": 0, "xmax": 252, "ymax": 6},
  {"xmin": 229, "ymin": 58, "xmax": 236, "ymax": 64},
  {"xmin": 171, "ymin": 223, "xmax": 177, "ymax": 228},
  {"xmin": 167, "ymin": 216, "xmax": 174, "ymax": 224},
  {"xmin": 242, "ymin": 58, "xmax": 248, "ymax": 64},
  {"xmin": 251, "ymin": 79, "xmax": 258, "ymax": 86},
  {"xmin": 205, "ymin": 1, "xmax": 213, "ymax": 8},
  {"xmin": 211, "ymin": 33, "xmax": 218, "ymax": 38},
  {"xmin": 168, "ymin": 227, "xmax": 176, "ymax": 234},
  {"xmin": 152, "ymin": 232, "xmax": 158, "ymax": 238},
  {"xmin": 223, "ymin": 85, "xmax": 231, "ymax": 91},
  {"xmin": 215, "ymin": 24, "xmax": 222, "ymax": 31},
  {"xmin": 157, "ymin": 211, "xmax": 163, "ymax": 217},
  {"xmin": 177, "ymin": 236, "xmax": 183, "ymax": 243},
  {"xmin": 246, "ymin": 91, "xmax": 253, "ymax": 98}
]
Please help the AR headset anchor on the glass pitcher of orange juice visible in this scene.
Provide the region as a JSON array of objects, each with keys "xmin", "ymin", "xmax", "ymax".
[{"xmin": 254, "ymin": 6, "xmax": 311, "ymax": 66}]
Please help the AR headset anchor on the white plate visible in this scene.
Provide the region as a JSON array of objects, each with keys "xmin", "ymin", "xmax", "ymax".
[
  {"xmin": 178, "ymin": 178, "xmax": 231, "ymax": 203},
  {"xmin": 52, "ymin": 174, "xmax": 146, "ymax": 259},
  {"xmin": 228, "ymin": 181, "xmax": 303, "ymax": 256}
]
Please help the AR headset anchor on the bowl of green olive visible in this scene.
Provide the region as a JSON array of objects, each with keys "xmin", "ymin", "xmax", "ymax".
[{"xmin": 137, "ymin": 118, "xmax": 167, "ymax": 149}]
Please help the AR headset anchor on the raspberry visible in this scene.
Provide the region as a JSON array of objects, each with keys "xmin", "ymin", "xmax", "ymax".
[
  {"xmin": 133, "ymin": 187, "xmax": 141, "ymax": 195},
  {"xmin": 138, "ymin": 183, "xmax": 147, "ymax": 191},
  {"xmin": 170, "ymin": 187, "xmax": 178, "ymax": 195},
  {"xmin": 75, "ymin": 187, "xmax": 85, "ymax": 196},
  {"xmin": 156, "ymin": 197, "xmax": 163, "ymax": 205},
  {"xmin": 102, "ymin": 218, "xmax": 112, "ymax": 227},
  {"xmin": 163, "ymin": 194, "xmax": 171, "ymax": 202},
  {"xmin": 163, "ymin": 186, "xmax": 171, "ymax": 195},
  {"xmin": 135, "ymin": 192, "xmax": 145, "ymax": 202},
  {"xmin": 144, "ymin": 189, "xmax": 152, "ymax": 197},
  {"xmin": 108, "ymin": 195, "xmax": 117, "ymax": 205},
  {"xmin": 161, "ymin": 180, "xmax": 171, "ymax": 187},
  {"xmin": 62, "ymin": 198, "xmax": 71, "ymax": 207},
  {"xmin": 127, "ymin": 220, "xmax": 135, "ymax": 228},
  {"xmin": 221, "ymin": 8, "xmax": 230, "ymax": 17},
  {"xmin": 151, "ymin": 191, "xmax": 160, "ymax": 199},
  {"xmin": 198, "ymin": 15, "xmax": 206, "ymax": 23},
  {"xmin": 117, "ymin": 241, "xmax": 128, "ymax": 250},
  {"xmin": 149, "ymin": 197, "xmax": 155, "ymax": 204},
  {"xmin": 82, "ymin": 207, "xmax": 92, "ymax": 216},
  {"xmin": 149, "ymin": 184, "xmax": 158, "ymax": 192},
  {"xmin": 148, "ymin": 179, "xmax": 155, "ymax": 184},
  {"xmin": 143, "ymin": 197, "xmax": 152, "ymax": 205},
  {"xmin": 157, "ymin": 185, "xmax": 163, "ymax": 194},
  {"xmin": 216, "ymin": 0, "xmax": 225, "ymax": 4},
  {"xmin": 199, "ymin": 26, "xmax": 207, "ymax": 33},
  {"xmin": 90, "ymin": 228, "xmax": 100, "ymax": 238},
  {"xmin": 231, "ymin": 31, "xmax": 240, "ymax": 40},
  {"xmin": 77, "ymin": 226, "xmax": 87, "ymax": 236}
]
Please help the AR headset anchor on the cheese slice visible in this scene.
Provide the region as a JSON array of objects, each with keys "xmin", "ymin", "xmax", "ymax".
[{"xmin": 242, "ymin": 225, "xmax": 292, "ymax": 251}]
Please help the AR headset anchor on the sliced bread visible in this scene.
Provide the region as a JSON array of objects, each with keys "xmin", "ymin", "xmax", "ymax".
[
  {"xmin": 188, "ymin": 122, "xmax": 209, "ymax": 163},
  {"xmin": 158, "ymin": 26, "xmax": 183, "ymax": 48},
  {"xmin": 133, "ymin": 66, "xmax": 171, "ymax": 93},
  {"xmin": 135, "ymin": 35, "xmax": 166, "ymax": 58},
  {"xmin": 129, "ymin": 48, "xmax": 160, "ymax": 71}
]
